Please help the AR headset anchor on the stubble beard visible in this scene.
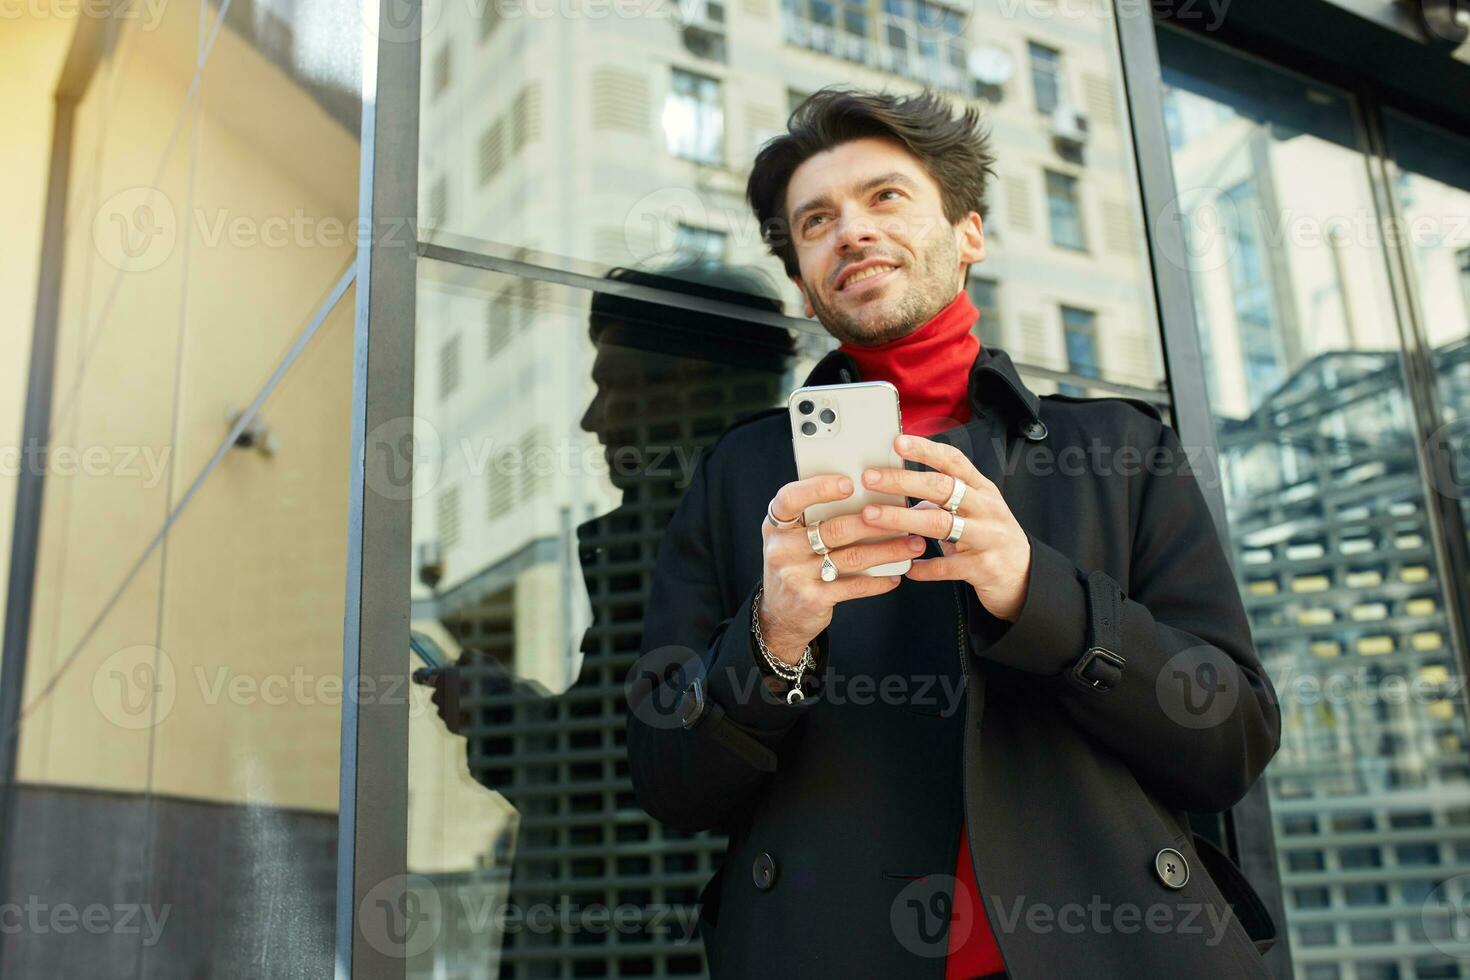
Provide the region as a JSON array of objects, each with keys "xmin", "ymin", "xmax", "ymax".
[{"xmin": 806, "ymin": 232, "xmax": 961, "ymax": 348}]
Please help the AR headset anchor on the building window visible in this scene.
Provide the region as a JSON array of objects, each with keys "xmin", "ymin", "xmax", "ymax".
[
  {"xmin": 673, "ymin": 223, "xmax": 727, "ymax": 263},
  {"xmin": 487, "ymin": 295, "xmax": 514, "ymax": 360},
  {"xmin": 663, "ymin": 69, "xmax": 724, "ymax": 166},
  {"xmin": 432, "ymin": 43, "xmax": 452, "ymax": 100},
  {"xmin": 1029, "ymin": 41, "xmax": 1061, "ymax": 114},
  {"xmin": 478, "ymin": 1, "xmax": 500, "ymax": 42},
  {"xmin": 478, "ymin": 119, "xmax": 506, "ymax": 187},
  {"xmin": 427, "ymin": 175, "xmax": 448, "ymax": 230},
  {"xmin": 1060, "ymin": 305, "xmax": 1097, "ymax": 396},
  {"xmin": 880, "ymin": 0, "xmax": 965, "ymax": 88},
  {"xmin": 780, "ymin": 0, "xmax": 966, "ymax": 91},
  {"xmin": 1045, "ymin": 169, "xmax": 1086, "ymax": 251},
  {"xmin": 439, "ymin": 335, "xmax": 461, "ymax": 398},
  {"xmin": 437, "ymin": 486, "xmax": 461, "ymax": 549},
  {"xmin": 967, "ymin": 277, "xmax": 999, "ymax": 334}
]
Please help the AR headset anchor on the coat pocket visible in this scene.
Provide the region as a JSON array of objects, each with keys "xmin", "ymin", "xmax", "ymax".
[{"xmin": 1189, "ymin": 832, "xmax": 1278, "ymax": 955}]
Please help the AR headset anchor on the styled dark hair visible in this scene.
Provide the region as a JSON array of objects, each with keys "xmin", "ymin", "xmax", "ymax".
[{"xmin": 746, "ymin": 86, "xmax": 997, "ymax": 280}]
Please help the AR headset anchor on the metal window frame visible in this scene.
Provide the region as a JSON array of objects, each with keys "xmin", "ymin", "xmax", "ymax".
[
  {"xmin": 338, "ymin": 0, "xmax": 420, "ymax": 975},
  {"xmin": 1111, "ymin": 16, "xmax": 1294, "ymax": 978}
]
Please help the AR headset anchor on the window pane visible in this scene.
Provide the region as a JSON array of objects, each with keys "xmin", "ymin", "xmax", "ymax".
[
  {"xmin": 420, "ymin": 0, "xmax": 1165, "ymax": 398},
  {"xmin": 9, "ymin": 0, "xmax": 360, "ymax": 971},
  {"xmin": 1159, "ymin": 24, "xmax": 1470, "ymax": 977}
]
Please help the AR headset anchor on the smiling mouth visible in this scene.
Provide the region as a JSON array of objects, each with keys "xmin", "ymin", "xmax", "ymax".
[{"xmin": 838, "ymin": 264, "xmax": 900, "ymax": 293}]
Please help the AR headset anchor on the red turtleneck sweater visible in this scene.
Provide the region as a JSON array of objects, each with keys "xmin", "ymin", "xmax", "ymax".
[{"xmin": 838, "ymin": 289, "xmax": 1005, "ymax": 980}]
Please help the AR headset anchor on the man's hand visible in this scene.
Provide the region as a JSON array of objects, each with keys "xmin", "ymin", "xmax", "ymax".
[
  {"xmin": 857, "ymin": 433, "xmax": 1032, "ymax": 623},
  {"xmin": 758, "ymin": 474, "xmax": 923, "ymax": 664}
]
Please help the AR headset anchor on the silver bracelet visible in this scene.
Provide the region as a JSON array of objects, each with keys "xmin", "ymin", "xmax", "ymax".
[{"xmin": 751, "ymin": 585, "xmax": 816, "ymax": 704}]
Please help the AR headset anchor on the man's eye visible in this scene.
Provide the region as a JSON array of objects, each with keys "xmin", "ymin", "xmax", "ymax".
[
  {"xmin": 804, "ymin": 215, "xmax": 826, "ymax": 230},
  {"xmin": 877, "ymin": 189, "xmax": 901, "ymax": 202}
]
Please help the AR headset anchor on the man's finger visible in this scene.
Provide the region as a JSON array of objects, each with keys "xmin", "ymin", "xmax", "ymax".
[
  {"xmin": 892, "ymin": 434, "xmax": 991, "ymax": 494},
  {"xmin": 770, "ymin": 473, "xmax": 854, "ymax": 525}
]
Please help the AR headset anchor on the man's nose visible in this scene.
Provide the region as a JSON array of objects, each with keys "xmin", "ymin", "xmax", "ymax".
[{"xmin": 832, "ymin": 206, "xmax": 879, "ymax": 253}]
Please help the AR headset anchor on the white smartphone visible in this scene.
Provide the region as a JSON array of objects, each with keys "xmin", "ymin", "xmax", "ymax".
[{"xmin": 787, "ymin": 380, "xmax": 913, "ymax": 577}]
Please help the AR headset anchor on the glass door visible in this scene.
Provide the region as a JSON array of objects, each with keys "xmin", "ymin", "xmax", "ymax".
[{"xmin": 1158, "ymin": 23, "xmax": 1470, "ymax": 980}]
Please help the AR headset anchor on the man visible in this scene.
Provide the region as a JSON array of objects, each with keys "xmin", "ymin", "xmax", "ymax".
[{"xmin": 626, "ymin": 87, "xmax": 1281, "ymax": 979}]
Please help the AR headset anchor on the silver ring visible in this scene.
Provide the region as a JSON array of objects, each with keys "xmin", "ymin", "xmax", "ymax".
[
  {"xmin": 766, "ymin": 498, "xmax": 805, "ymax": 529},
  {"xmin": 806, "ymin": 521, "xmax": 830, "ymax": 556},
  {"xmin": 943, "ymin": 477, "xmax": 967, "ymax": 513},
  {"xmin": 944, "ymin": 513, "xmax": 966, "ymax": 544},
  {"xmin": 819, "ymin": 555, "xmax": 838, "ymax": 582}
]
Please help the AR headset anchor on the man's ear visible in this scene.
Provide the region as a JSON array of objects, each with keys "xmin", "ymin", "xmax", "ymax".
[
  {"xmin": 792, "ymin": 275, "xmax": 815, "ymax": 319},
  {"xmin": 957, "ymin": 212, "xmax": 985, "ymax": 265}
]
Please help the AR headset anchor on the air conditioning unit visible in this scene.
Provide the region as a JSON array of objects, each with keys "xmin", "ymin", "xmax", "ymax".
[{"xmin": 1050, "ymin": 104, "xmax": 1089, "ymax": 146}]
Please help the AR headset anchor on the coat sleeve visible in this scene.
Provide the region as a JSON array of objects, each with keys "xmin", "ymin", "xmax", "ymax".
[
  {"xmin": 626, "ymin": 446, "xmax": 821, "ymax": 834},
  {"xmin": 968, "ymin": 421, "xmax": 1281, "ymax": 813}
]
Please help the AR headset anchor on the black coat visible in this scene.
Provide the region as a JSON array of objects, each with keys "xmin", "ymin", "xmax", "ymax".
[{"xmin": 627, "ymin": 344, "xmax": 1282, "ymax": 979}]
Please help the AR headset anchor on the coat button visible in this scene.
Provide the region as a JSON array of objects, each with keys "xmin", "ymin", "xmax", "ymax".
[
  {"xmin": 752, "ymin": 852, "xmax": 778, "ymax": 891},
  {"xmin": 1021, "ymin": 419, "xmax": 1048, "ymax": 441},
  {"xmin": 1154, "ymin": 848, "xmax": 1189, "ymax": 889}
]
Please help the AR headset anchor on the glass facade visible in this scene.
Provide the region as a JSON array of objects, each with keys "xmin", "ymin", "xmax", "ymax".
[
  {"xmin": 2, "ymin": 0, "xmax": 360, "ymax": 974},
  {"xmin": 1159, "ymin": 24, "xmax": 1470, "ymax": 980},
  {"xmin": 4, "ymin": 1, "xmax": 1469, "ymax": 978}
]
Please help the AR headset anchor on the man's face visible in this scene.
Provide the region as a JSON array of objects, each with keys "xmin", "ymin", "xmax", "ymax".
[{"xmin": 784, "ymin": 136, "xmax": 984, "ymax": 346}]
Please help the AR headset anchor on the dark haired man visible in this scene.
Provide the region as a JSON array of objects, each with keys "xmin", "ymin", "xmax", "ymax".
[{"xmin": 627, "ymin": 87, "xmax": 1280, "ymax": 979}]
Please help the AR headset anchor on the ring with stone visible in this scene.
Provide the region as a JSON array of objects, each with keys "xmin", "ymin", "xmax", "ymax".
[
  {"xmin": 944, "ymin": 513, "xmax": 966, "ymax": 544},
  {"xmin": 766, "ymin": 498, "xmax": 805, "ymax": 529},
  {"xmin": 943, "ymin": 477, "xmax": 967, "ymax": 514},
  {"xmin": 819, "ymin": 555, "xmax": 838, "ymax": 582},
  {"xmin": 807, "ymin": 521, "xmax": 830, "ymax": 556}
]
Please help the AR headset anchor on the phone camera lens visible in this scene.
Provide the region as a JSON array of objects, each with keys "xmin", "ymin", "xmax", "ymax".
[
  {"xmin": 801, "ymin": 421, "xmax": 817, "ymax": 436},
  {"xmin": 798, "ymin": 399, "xmax": 814, "ymax": 415},
  {"xmin": 819, "ymin": 408, "xmax": 836, "ymax": 424}
]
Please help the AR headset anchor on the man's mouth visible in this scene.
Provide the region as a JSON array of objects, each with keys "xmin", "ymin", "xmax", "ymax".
[{"xmin": 836, "ymin": 261, "xmax": 901, "ymax": 293}]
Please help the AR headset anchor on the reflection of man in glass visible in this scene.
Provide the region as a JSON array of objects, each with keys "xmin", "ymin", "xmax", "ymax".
[{"xmin": 422, "ymin": 256, "xmax": 795, "ymax": 974}]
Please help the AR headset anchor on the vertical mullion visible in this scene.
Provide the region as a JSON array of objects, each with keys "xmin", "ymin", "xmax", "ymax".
[
  {"xmin": 1114, "ymin": 7, "xmax": 1292, "ymax": 977},
  {"xmin": 338, "ymin": 0, "xmax": 420, "ymax": 975},
  {"xmin": 1357, "ymin": 97, "xmax": 1470, "ymax": 745}
]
